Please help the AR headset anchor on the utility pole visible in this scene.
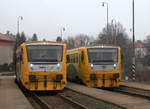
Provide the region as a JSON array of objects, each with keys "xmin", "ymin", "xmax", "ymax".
[
  {"xmin": 60, "ymin": 27, "xmax": 65, "ymax": 42},
  {"xmin": 102, "ymin": 2, "xmax": 109, "ymax": 44},
  {"xmin": 17, "ymin": 16, "xmax": 23, "ymax": 34},
  {"xmin": 111, "ymin": 19, "xmax": 117, "ymax": 45},
  {"xmin": 102, "ymin": 2, "xmax": 109, "ymax": 32},
  {"xmin": 132, "ymin": 0, "xmax": 136, "ymax": 81}
]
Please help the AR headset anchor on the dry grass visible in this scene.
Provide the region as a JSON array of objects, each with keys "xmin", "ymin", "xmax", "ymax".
[{"xmin": 123, "ymin": 67, "xmax": 150, "ymax": 82}]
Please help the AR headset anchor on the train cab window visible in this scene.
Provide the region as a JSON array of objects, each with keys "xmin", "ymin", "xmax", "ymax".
[{"xmin": 81, "ymin": 51, "xmax": 84, "ymax": 64}]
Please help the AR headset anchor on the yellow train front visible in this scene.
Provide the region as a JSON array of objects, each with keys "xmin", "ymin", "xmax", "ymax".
[
  {"xmin": 16, "ymin": 41, "xmax": 66, "ymax": 91},
  {"xmin": 67, "ymin": 45, "xmax": 121, "ymax": 88}
]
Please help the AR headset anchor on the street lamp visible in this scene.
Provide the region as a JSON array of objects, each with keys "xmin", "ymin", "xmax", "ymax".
[
  {"xmin": 17, "ymin": 16, "xmax": 23, "ymax": 34},
  {"xmin": 60, "ymin": 27, "xmax": 65, "ymax": 41},
  {"xmin": 101, "ymin": 2, "xmax": 109, "ymax": 32},
  {"xmin": 111, "ymin": 19, "xmax": 117, "ymax": 45},
  {"xmin": 132, "ymin": 0, "xmax": 136, "ymax": 81}
]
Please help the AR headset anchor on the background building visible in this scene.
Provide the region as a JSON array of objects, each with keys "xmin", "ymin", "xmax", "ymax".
[
  {"xmin": 135, "ymin": 40, "xmax": 146, "ymax": 58},
  {"xmin": 0, "ymin": 33, "xmax": 14, "ymax": 65}
]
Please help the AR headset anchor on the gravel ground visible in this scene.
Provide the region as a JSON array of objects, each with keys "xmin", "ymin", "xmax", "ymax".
[
  {"xmin": 59, "ymin": 88, "xmax": 123, "ymax": 109},
  {"xmin": 40, "ymin": 94, "xmax": 75, "ymax": 109},
  {"xmin": 27, "ymin": 96, "xmax": 42, "ymax": 109}
]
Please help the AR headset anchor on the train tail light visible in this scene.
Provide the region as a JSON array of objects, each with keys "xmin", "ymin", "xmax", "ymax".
[
  {"xmin": 90, "ymin": 74, "xmax": 97, "ymax": 80},
  {"xmin": 29, "ymin": 75, "xmax": 36, "ymax": 81},
  {"xmin": 56, "ymin": 74, "xmax": 63, "ymax": 82},
  {"xmin": 113, "ymin": 74, "xmax": 119, "ymax": 78}
]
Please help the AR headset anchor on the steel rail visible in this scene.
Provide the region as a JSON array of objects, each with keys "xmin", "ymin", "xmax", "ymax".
[
  {"xmin": 32, "ymin": 93, "xmax": 50, "ymax": 109},
  {"xmin": 58, "ymin": 93, "xmax": 89, "ymax": 109},
  {"xmin": 113, "ymin": 85, "xmax": 150, "ymax": 100}
]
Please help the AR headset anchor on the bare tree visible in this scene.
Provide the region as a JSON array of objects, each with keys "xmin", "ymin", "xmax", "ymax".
[
  {"xmin": 97, "ymin": 21, "xmax": 127, "ymax": 45},
  {"xmin": 64, "ymin": 34, "xmax": 93, "ymax": 49},
  {"xmin": 56, "ymin": 36, "xmax": 62, "ymax": 42},
  {"xmin": 64, "ymin": 36, "xmax": 76, "ymax": 49},
  {"xmin": 97, "ymin": 21, "xmax": 133, "ymax": 77}
]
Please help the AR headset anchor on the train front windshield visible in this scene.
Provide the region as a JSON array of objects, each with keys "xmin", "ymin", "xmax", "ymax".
[
  {"xmin": 87, "ymin": 48, "xmax": 118, "ymax": 63},
  {"xmin": 27, "ymin": 45, "xmax": 63, "ymax": 62}
]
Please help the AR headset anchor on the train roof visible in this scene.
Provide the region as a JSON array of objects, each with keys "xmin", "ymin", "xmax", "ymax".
[
  {"xmin": 23, "ymin": 41, "xmax": 65, "ymax": 46},
  {"xmin": 67, "ymin": 45, "xmax": 120, "ymax": 51},
  {"xmin": 67, "ymin": 45, "xmax": 120, "ymax": 54},
  {"xmin": 86, "ymin": 45, "xmax": 120, "ymax": 49}
]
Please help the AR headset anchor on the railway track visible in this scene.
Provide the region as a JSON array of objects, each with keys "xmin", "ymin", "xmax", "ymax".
[
  {"xmin": 17, "ymin": 80, "xmax": 88, "ymax": 109},
  {"xmin": 58, "ymin": 88, "xmax": 123, "ymax": 109},
  {"xmin": 58, "ymin": 93, "xmax": 88, "ymax": 109},
  {"xmin": 31, "ymin": 92, "xmax": 88, "ymax": 109},
  {"xmin": 31, "ymin": 84, "xmax": 150, "ymax": 109},
  {"xmin": 66, "ymin": 82, "xmax": 150, "ymax": 109},
  {"xmin": 30, "ymin": 84, "xmax": 150, "ymax": 109},
  {"xmin": 26, "ymin": 89, "xmax": 122, "ymax": 109},
  {"xmin": 23, "ymin": 90, "xmax": 89, "ymax": 109},
  {"xmin": 112, "ymin": 85, "xmax": 150, "ymax": 100},
  {"xmin": 20, "ymin": 80, "xmax": 150, "ymax": 109}
]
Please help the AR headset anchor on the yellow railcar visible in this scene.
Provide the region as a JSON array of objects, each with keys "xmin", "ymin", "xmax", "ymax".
[
  {"xmin": 67, "ymin": 45, "xmax": 121, "ymax": 88},
  {"xmin": 16, "ymin": 41, "xmax": 66, "ymax": 91}
]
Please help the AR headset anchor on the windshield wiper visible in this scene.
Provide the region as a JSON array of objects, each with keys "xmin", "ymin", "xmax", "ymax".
[
  {"xmin": 93, "ymin": 60, "xmax": 114, "ymax": 62},
  {"xmin": 47, "ymin": 59, "xmax": 58, "ymax": 62},
  {"xmin": 29, "ymin": 59, "xmax": 59, "ymax": 62}
]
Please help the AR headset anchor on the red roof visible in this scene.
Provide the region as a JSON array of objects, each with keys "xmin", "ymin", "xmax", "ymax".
[{"xmin": 0, "ymin": 33, "xmax": 14, "ymax": 42}]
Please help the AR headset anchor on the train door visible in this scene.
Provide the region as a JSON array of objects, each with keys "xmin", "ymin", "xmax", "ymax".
[
  {"xmin": 16, "ymin": 48, "xmax": 22, "ymax": 82},
  {"xmin": 79, "ymin": 50, "xmax": 85, "ymax": 80},
  {"xmin": 20, "ymin": 48, "xmax": 25, "ymax": 83}
]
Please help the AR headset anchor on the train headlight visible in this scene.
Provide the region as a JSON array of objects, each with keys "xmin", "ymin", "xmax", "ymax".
[
  {"xmin": 29, "ymin": 64, "xmax": 34, "ymax": 70},
  {"xmin": 57, "ymin": 63, "xmax": 60, "ymax": 70},
  {"xmin": 114, "ymin": 64, "xmax": 116, "ymax": 67},
  {"xmin": 30, "ymin": 64, "xmax": 33, "ymax": 67},
  {"xmin": 56, "ymin": 74, "xmax": 63, "ymax": 81},
  {"xmin": 90, "ymin": 74, "xmax": 97, "ymax": 80},
  {"xmin": 113, "ymin": 64, "xmax": 117, "ymax": 69},
  {"xmin": 29, "ymin": 75, "xmax": 36, "ymax": 81},
  {"xmin": 90, "ymin": 64, "xmax": 94, "ymax": 69},
  {"xmin": 113, "ymin": 74, "xmax": 119, "ymax": 78}
]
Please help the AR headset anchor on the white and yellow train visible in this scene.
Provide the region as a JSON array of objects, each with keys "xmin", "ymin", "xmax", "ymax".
[
  {"xmin": 16, "ymin": 41, "xmax": 67, "ymax": 91},
  {"xmin": 67, "ymin": 45, "xmax": 121, "ymax": 88}
]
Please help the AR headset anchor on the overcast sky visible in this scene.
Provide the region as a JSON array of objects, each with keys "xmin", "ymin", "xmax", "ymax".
[{"xmin": 0, "ymin": 0, "xmax": 149, "ymax": 41}]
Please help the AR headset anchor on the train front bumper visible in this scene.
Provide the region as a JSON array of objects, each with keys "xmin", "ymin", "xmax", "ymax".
[{"xmin": 23, "ymin": 74, "xmax": 66, "ymax": 91}]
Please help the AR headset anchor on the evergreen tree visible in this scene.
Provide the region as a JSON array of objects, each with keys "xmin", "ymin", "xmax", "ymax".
[
  {"xmin": 56, "ymin": 36, "xmax": 62, "ymax": 42},
  {"xmin": 43, "ymin": 38, "xmax": 46, "ymax": 41},
  {"xmin": 31, "ymin": 33, "xmax": 38, "ymax": 41},
  {"xmin": 20, "ymin": 32, "xmax": 26, "ymax": 44}
]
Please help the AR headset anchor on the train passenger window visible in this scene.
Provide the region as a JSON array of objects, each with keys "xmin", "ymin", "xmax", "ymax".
[
  {"xmin": 81, "ymin": 51, "xmax": 84, "ymax": 64},
  {"xmin": 66, "ymin": 55, "xmax": 70, "ymax": 63},
  {"xmin": 73, "ymin": 55, "xmax": 75, "ymax": 63},
  {"xmin": 75, "ymin": 54, "xmax": 78, "ymax": 63}
]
